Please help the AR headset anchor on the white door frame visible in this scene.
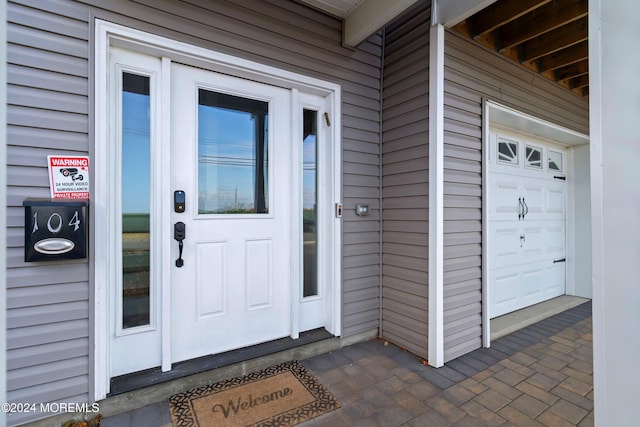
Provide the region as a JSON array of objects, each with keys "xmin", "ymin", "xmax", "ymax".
[
  {"xmin": 481, "ymin": 100, "xmax": 589, "ymax": 347},
  {"xmin": 94, "ymin": 20, "xmax": 342, "ymax": 400}
]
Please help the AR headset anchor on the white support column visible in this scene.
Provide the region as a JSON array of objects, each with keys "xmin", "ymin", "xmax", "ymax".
[
  {"xmin": 428, "ymin": 24, "xmax": 445, "ymax": 368},
  {"xmin": 590, "ymin": 0, "xmax": 640, "ymax": 424}
]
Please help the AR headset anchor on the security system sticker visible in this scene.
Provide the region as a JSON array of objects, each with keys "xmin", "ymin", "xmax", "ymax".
[{"xmin": 48, "ymin": 156, "xmax": 90, "ymax": 199}]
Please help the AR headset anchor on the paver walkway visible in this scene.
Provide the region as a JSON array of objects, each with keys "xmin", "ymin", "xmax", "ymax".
[{"xmin": 102, "ymin": 302, "xmax": 593, "ymax": 427}]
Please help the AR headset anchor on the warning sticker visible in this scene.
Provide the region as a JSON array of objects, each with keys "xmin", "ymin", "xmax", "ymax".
[{"xmin": 48, "ymin": 156, "xmax": 90, "ymax": 199}]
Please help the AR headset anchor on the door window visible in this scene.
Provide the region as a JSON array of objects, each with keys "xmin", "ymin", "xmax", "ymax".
[{"xmin": 197, "ymin": 90, "xmax": 269, "ymax": 214}]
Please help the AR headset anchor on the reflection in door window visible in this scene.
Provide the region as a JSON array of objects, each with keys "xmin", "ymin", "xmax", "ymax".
[
  {"xmin": 303, "ymin": 109, "xmax": 318, "ymax": 297},
  {"xmin": 121, "ymin": 72, "xmax": 151, "ymax": 329},
  {"xmin": 198, "ymin": 90, "xmax": 269, "ymax": 214}
]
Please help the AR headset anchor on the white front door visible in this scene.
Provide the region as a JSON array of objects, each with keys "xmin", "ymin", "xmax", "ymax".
[
  {"xmin": 488, "ymin": 131, "xmax": 567, "ymax": 318},
  {"xmin": 170, "ymin": 64, "xmax": 292, "ymax": 362},
  {"xmin": 103, "ymin": 36, "xmax": 341, "ymax": 386}
]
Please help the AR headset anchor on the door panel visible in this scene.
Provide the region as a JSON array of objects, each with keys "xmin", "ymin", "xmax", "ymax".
[
  {"xmin": 170, "ymin": 63, "xmax": 291, "ymax": 363},
  {"xmin": 195, "ymin": 242, "xmax": 226, "ymax": 317}
]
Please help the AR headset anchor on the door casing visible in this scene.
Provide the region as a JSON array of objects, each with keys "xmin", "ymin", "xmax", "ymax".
[{"xmin": 94, "ymin": 20, "xmax": 342, "ymax": 400}]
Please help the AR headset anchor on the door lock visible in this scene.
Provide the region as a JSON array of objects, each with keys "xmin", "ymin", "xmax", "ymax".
[
  {"xmin": 174, "ymin": 221, "xmax": 186, "ymax": 267},
  {"xmin": 174, "ymin": 190, "xmax": 186, "ymax": 213}
]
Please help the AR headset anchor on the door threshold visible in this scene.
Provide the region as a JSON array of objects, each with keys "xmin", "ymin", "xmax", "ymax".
[
  {"xmin": 490, "ymin": 295, "xmax": 590, "ymax": 341},
  {"xmin": 109, "ymin": 328, "xmax": 334, "ymax": 396}
]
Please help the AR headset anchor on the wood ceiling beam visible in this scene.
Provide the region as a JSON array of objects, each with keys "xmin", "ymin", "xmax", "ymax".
[
  {"xmin": 497, "ymin": 0, "xmax": 588, "ymax": 51},
  {"xmin": 537, "ymin": 40, "xmax": 588, "ymax": 72},
  {"xmin": 554, "ymin": 59, "xmax": 588, "ymax": 81},
  {"xmin": 471, "ymin": 0, "xmax": 551, "ymax": 37},
  {"xmin": 519, "ymin": 16, "xmax": 588, "ymax": 62},
  {"xmin": 570, "ymin": 74, "xmax": 589, "ymax": 89}
]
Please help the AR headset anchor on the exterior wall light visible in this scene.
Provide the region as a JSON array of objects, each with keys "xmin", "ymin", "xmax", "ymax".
[{"xmin": 355, "ymin": 204, "xmax": 369, "ymax": 216}]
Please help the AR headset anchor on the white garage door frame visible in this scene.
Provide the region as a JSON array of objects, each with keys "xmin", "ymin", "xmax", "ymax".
[{"xmin": 481, "ymin": 101, "xmax": 590, "ymax": 348}]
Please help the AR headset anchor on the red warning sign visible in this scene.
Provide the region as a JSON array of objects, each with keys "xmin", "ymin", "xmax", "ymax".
[{"xmin": 48, "ymin": 156, "xmax": 90, "ymax": 199}]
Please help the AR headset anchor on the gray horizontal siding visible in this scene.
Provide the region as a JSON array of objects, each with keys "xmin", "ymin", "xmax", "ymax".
[
  {"xmin": 6, "ymin": 0, "xmax": 383, "ymax": 423},
  {"xmin": 6, "ymin": 1, "xmax": 91, "ymax": 423},
  {"xmin": 381, "ymin": 1, "xmax": 430, "ymax": 359},
  {"xmin": 441, "ymin": 30, "xmax": 589, "ymax": 362}
]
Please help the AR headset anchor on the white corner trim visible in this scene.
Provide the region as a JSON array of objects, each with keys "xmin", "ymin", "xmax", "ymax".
[
  {"xmin": 0, "ymin": 0, "xmax": 8, "ymax": 419},
  {"xmin": 588, "ymin": 0, "xmax": 605, "ymax": 423},
  {"xmin": 481, "ymin": 99, "xmax": 491, "ymax": 348},
  {"xmin": 428, "ymin": 23, "xmax": 445, "ymax": 368}
]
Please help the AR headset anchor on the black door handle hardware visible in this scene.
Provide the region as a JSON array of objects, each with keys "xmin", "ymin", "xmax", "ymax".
[
  {"xmin": 553, "ymin": 258, "xmax": 566, "ymax": 264},
  {"xmin": 554, "ymin": 175, "xmax": 566, "ymax": 181},
  {"xmin": 522, "ymin": 198, "xmax": 529, "ymax": 219},
  {"xmin": 518, "ymin": 197, "xmax": 524, "ymax": 220},
  {"xmin": 174, "ymin": 221, "xmax": 186, "ymax": 267}
]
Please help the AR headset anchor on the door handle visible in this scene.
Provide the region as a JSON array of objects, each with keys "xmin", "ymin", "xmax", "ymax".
[
  {"xmin": 174, "ymin": 221, "xmax": 186, "ymax": 267},
  {"xmin": 518, "ymin": 197, "xmax": 524, "ymax": 220},
  {"xmin": 522, "ymin": 197, "xmax": 529, "ymax": 219}
]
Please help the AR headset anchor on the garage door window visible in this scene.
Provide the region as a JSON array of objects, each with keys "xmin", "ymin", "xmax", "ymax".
[
  {"xmin": 498, "ymin": 139, "xmax": 519, "ymax": 165},
  {"xmin": 548, "ymin": 150, "xmax": 563, "ymax": 173},
  {"xmin": 525, "ymin": 145, "xmax": 542, "ymax": 169}
]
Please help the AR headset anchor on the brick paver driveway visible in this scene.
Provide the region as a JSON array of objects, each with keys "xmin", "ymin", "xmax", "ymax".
[
  {"xmin": 101, "ymin": 303, "xmax": 592, "ymax": 427},
  {"xmin": 302, "ymin": 302, "xmax": 593, "ymax": 427}
]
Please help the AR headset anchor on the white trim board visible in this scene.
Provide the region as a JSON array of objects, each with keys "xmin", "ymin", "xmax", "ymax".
[
  {"xmin": 428, "ymin": 23, "xmax": 445, "ymax": 368},
  {"xmin": 94, "ymin": 19, "xmax": 342, "ymax": 401}
]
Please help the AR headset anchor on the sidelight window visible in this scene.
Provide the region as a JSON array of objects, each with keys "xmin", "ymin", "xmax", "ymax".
[
  {"xmin": 302, "ymin": 109, "xmax": 319, "ymax": 298},
  {"xmin": 121, "ymin": 72, "xmax": 151, "ymax": 329}
]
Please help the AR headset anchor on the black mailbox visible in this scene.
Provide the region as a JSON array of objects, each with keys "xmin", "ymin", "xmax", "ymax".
[{"xmin": 23, "ymin": 198, "xmax": 88, "ymax": 262}]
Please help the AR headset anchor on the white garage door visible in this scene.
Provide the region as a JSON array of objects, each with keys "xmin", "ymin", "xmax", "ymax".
[{"xmin": 488, "ymin": 131, "xmax": 567, "ymax": 318}]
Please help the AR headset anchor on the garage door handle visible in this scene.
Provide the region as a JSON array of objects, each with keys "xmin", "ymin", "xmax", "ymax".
[
  {"xmin": 518, "ymin": 198, "xmax": 524, "ymax": 220},
  {"xmin": 553, "ymin": 258, "xmax": 566, "ymax": 264},
  {"xmin": 522, "ymin": 198, "xmax": 529, "ymax": 219}
]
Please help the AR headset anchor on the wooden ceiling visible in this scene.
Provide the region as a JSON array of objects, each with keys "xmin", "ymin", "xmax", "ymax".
[{"xmin": 452, "ymin": 0, "xmax": 588, "ymax": 99}]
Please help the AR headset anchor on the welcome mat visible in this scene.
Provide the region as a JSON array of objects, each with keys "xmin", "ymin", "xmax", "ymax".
[{"xmin": 168, "ymin": 361, "xmax": 340, "ymax": 427}]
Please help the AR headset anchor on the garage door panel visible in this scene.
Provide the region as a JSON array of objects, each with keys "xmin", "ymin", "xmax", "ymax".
[
  {"xmin": 490, "ymin": 261, "xmax": 565, "ymax": 318},
  {"xmin": 521, "ymin": 184, "xmax": 544, "ymax": 218},
  {"xmin": 546, "ymin": 186, "xmax": 566, "ymax": 218},
  {"xmin": 546, "ymin": 224, "xmax": 565, "ymax": 255},
  {"xmin": 492, "ymin": 226, "xmax": 520, "ymax": 267},
  {"xmin": 491, "ymin": 177, "xmax": 520, "ymax": 220},
  {"xmin": 544, "ymin": 263, "xmax": 566, "ymax": 299},
  {"xmin": 492, "ymin": 270, "xmax": 519, "ymax": 315},
  {"xmin": 522, "ymin": 225, "xmax": 544, "ymax": 259},
  {"xmin": 521, "ymin": 266, "xmax": 544, "ymax": 299}
]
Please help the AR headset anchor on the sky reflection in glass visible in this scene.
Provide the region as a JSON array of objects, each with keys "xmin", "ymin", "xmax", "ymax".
[{"xmin": 197, "ymin": 93, "xmax": 269, "ymax": 214}]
